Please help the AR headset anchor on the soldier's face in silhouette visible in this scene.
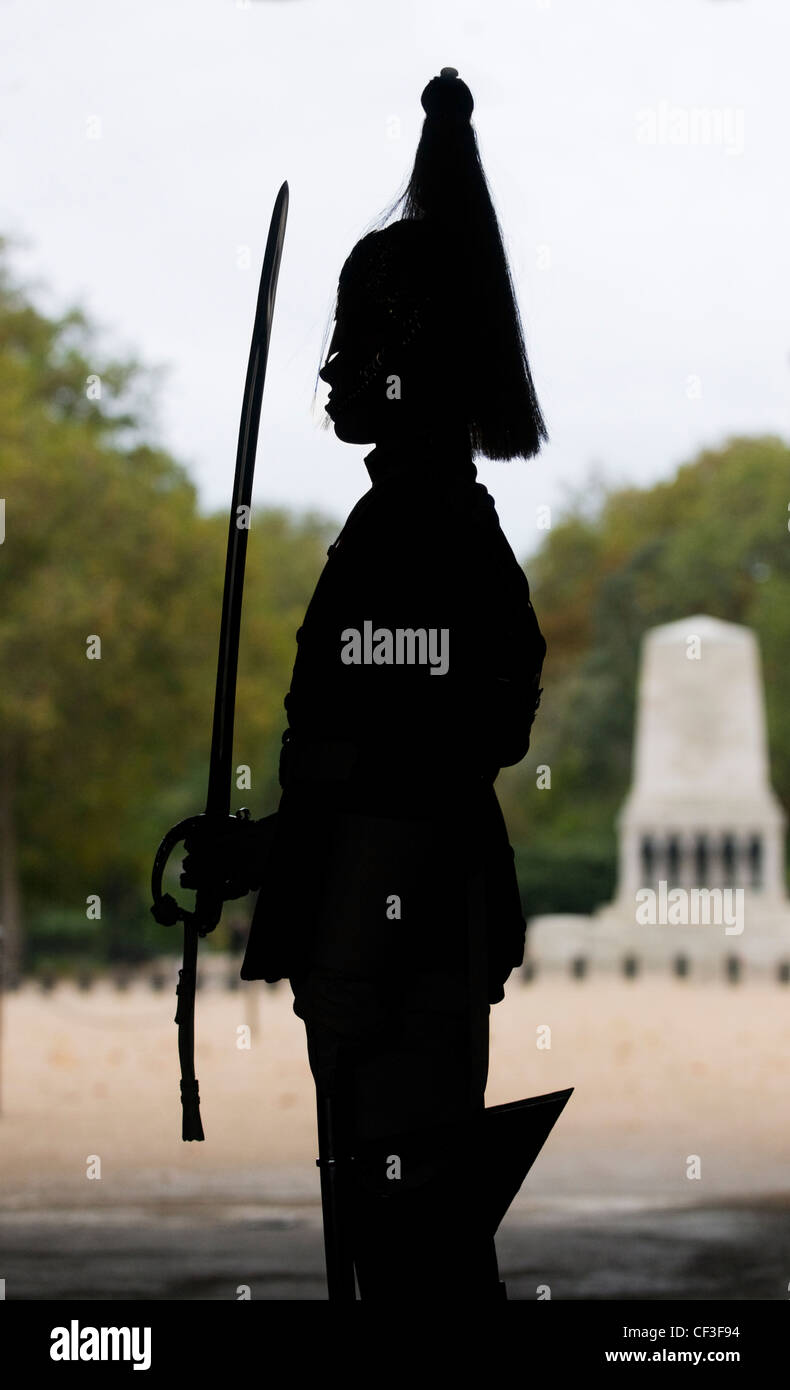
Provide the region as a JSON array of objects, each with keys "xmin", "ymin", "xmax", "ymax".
[
  {"xmin": 320, "ymin": 321, "xmax": 445, "ymax": 446},
  {"xmin": 320, "ymin": 342, "xmax": 401, "ymax": 444}
]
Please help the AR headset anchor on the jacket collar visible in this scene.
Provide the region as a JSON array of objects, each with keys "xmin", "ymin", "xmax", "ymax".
[{"xmin": 363, "ymin": 433, "xmax": 477, "ymax": 486}]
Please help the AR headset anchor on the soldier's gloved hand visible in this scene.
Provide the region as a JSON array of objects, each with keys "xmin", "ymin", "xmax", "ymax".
[{"xmin": 180, "ymin": 813, "xmax": 268, "ymax": 902}]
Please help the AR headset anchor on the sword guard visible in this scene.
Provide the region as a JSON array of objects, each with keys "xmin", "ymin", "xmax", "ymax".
[{"xmin": 150, "ymin": 814, "xmax": 206, "ymax": 931}]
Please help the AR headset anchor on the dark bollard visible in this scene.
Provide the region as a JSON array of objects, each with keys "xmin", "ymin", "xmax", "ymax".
[
  {"xmin": 622, "ymin": 955, "xmax": 639, "ymax": 980},
  {"xmin": 522, "ymin": 959, "xmax": 536, "ymax": 983},
  {"xmin": 725, "ymin": 955, "xmax": 741, "ymax": 984},
  {"xmin": 778, "ymin": 961, "xmax": 790, "ymax": 985},
  {"xmin": 570, "ymin": 956, "xmax": 587, "ymax": 980},
  {"xmin": 673, "ymin": 954, "xmax": 689, "ymax": 979}
]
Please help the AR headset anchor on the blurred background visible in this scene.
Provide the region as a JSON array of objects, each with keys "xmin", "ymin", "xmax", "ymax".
[{"xmin": 1, "ymin": 0, "xmax": 789, "ymax": 1300}]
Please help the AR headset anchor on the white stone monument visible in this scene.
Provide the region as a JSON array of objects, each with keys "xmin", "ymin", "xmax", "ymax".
[{"xmin": 528, "ymin": 615, "xmax": 790, "ymax": 972}]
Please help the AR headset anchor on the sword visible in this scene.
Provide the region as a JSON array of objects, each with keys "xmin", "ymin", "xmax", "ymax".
[{"xmin": 150, "ymin": 181, "xmax": 289, "ymax": 1141}]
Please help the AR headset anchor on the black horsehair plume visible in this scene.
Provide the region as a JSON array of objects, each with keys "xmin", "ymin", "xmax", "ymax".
[{"xmin": 319, "ymin": 68, "xmax": 548, "ymax": 461}]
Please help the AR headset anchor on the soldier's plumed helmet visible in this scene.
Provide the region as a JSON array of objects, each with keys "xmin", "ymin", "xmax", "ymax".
[
  {"xmin": 328, "ymin": 220, "xmax": 448, "ymax": 364},
  {"xmin": 323, "ymin": 69, "xmax": 548, "ymax": 461}
]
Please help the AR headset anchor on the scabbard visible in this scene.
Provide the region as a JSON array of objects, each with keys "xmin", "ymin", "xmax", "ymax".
[{"xmin": 316, "ymin": 1086, "xmax": 357, "ymax": 1301}]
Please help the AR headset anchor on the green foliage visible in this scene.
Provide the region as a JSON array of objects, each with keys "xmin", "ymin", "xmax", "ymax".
[{"xmin": 514, "ymin": 838, "xmax": 617, "ymax": 919}]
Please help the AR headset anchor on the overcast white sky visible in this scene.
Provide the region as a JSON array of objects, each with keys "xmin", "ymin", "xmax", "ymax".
[{"xmin": 2, "ymin": 0, "xmax": 788, "ymax": 559}]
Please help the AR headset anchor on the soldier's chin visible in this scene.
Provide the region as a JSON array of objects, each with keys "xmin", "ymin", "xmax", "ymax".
[{"xmin": 327, "ymin": 405, "xmax": 376, "ymax": 445}]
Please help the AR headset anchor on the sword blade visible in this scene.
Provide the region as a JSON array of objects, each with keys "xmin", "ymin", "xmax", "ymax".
[
  {"xmin": 150, "ymin": 183, "xmax": 289, "ymax": 1139},
  {"xmin": 205, "ymin": 180, "xmax": 289, "ymax": 822}
]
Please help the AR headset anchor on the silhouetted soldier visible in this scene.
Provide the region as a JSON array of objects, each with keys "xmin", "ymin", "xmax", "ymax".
[{"xmin": 188, "ymin": 68, "xmax": 547, "ymax": 1300}]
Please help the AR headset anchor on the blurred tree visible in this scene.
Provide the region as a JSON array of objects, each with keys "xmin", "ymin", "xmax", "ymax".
[{"xmin": 0, "ymin": 243, "xmax": 333, "ymax": 975}]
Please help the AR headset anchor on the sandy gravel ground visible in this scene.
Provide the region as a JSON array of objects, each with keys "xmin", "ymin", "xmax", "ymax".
[
  {"xmin": 2, "ymin": 967, "xmax": 789, "ymax": 1300},
  {"xmin": 1, "ymin": 967, "xmax": 788, "ymax": 1207}
]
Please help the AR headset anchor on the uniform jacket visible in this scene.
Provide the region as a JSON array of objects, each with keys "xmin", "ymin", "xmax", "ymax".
[{"xmin": 241, "ymin": 438, "xmax": 546, "ymax": 1006}]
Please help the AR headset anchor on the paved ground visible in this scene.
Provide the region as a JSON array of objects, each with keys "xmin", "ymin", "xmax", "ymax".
[{"xmin": 2, "ymin": 1192, "xmax": 789, "ymax": 1301}]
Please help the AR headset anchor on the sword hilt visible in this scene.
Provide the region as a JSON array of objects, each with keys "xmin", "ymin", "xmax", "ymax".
[{"xmin": 150, "ymin": 813, "xmax": 225, "ymax": 937}]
